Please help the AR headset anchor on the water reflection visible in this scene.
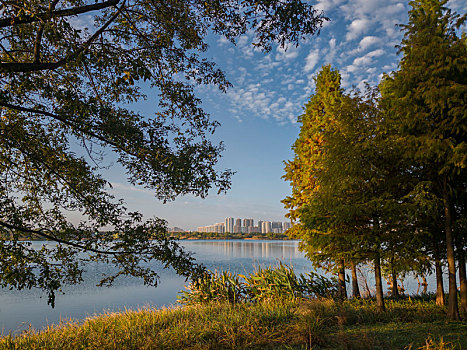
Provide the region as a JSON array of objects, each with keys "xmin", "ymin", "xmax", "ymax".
[{"xmin": 186, "ymin": 240, "xmax": 302, "ymax": 259}]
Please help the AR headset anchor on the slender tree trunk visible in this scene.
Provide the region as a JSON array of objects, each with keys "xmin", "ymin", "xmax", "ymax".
[
  {"xmin": 443, "ymin": 178, "xmax": 460, "ymax": 320},
  {"xmin": 434, "ymin": 256, "xmax": 445, "ymax": 306},
  {"xmin": 374, "ymin": 251, "xmax": 385, "ymax": 312},
  {"xmin": 422, "ymin": 275, "xmax": 428, "ymax": 294},
  {"xmin": 390, "ymin": 255, "xmax": 399, "ymax": 297},
  {"xmin": 358, "ymin": 266, "xmax": 372, "ymax": 298},
  {"xmin": 391, "ymin": 270, "xmax": 399, "ymax": 297},
  {"xmin": 337, "ymin": 259, "xmax": 347, "ymax": 300},
  {"xmin": 456, "ymin": 240, "xmax": 467, "ymax": 314},
  {"xmin": 350, "ymin": 261, "xmax": 361, "ymax": 298}
]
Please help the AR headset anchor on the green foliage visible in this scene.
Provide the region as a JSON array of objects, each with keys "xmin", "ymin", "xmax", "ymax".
[
  {"xmin": 0, "ymin": 0, "xmax": 327, "ymax": 304},
  {"xmin": 177, "ymin": 264, "xmax": 338, "ymax": 305}
]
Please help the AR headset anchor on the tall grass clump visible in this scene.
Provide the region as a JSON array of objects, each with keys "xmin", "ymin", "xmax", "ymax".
[
  {"xmin": 178, "ymin": 270, "xmax": 244, "ymax": 305},
  {"xmin": 178, "ymin": 263, "xmax": 338, "ymax": 305}
]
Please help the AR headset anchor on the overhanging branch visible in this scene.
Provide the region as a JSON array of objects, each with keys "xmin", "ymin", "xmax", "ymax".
[
  {"xmin": 0, "ymin": 101, "xmax": 132, "ymax": 155},
  {"xmin": 0, "ymin": 1, "xmax": 123, "ymax": 73},
  {"xmin": 0, "ymin": 221, "xmax": 150, "ymax": 256},
  {"xmin": 0, "ymin": 0, "xmax": 120, "ymax": 28},
  {"xmin": 0, "ymin": 220, "xmax": 117, "ymax": 254}
]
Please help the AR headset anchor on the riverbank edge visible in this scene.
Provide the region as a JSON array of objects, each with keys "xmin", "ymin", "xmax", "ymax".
[{"xmin": 1, "ymin": 298, "xmax": 466, "ymax": 349}]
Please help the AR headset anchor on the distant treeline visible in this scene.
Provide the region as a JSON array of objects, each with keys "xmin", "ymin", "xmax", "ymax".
[{"xmin": 1, "ymin": 231, "xmax": 290, "ymax": 242}]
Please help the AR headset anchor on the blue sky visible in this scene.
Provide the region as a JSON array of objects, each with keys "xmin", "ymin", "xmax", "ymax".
[{"xmin": 103, "ymin": 0, "xmax": 466, "ymax": 231}]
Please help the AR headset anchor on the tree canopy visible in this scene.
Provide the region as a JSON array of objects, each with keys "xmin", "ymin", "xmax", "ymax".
[
  {"xmin": 0, "ymin": 0, "xmax": 327, "ymax": 305},
  {"xmin": 379, "ymin": 0, "xmax": 467, "ymax": 319}
]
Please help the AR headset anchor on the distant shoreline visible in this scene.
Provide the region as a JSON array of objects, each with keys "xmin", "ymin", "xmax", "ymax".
[{"xmin": 2, "ymin": 233, "xmax": 292, "ymax": 242}]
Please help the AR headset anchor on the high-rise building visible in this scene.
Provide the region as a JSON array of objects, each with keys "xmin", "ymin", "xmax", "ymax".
[
  {"xmin": 261, "ymin": 221, "xmax": 272, "ymax": 233},
  {"xmin": 257, "ymin": 220, "xmax": 263, "ymax": 233},
  {"xmin": 283, "ymin": 222, "xmax": 292, "ymax": 231},
  {"xmin": 235, "ymin": 218, "xmax": 242, "ymax": 228},
  {"xmin": 197, "ymin": 222, "xmax": 225, "ymax": 233},
  {"xmin": 225, "ymin": 217, "xmax": 234, "ymax": 233},
  {"xmin": 271, "ymin": 221, "xmax": 282, "ymax": 232},
  {"xmin": 243, "ymin": 218, "xmax": 254, "ymax": 228}
]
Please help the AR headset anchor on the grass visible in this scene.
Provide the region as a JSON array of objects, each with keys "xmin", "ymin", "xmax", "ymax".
[{"xmin": 1, "ymin": 298, "xmax": 466, "ymax": 349}]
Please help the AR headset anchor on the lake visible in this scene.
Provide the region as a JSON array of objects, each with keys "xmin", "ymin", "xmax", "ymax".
[{"xmin": 0, "ymin": 240, "xmax": 437, "ymax": 335}]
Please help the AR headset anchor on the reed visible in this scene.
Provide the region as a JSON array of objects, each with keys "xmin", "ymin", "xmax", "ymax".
[{"xmin": 178, "ymin": 263, "xmax": 338, "ymax": 305}]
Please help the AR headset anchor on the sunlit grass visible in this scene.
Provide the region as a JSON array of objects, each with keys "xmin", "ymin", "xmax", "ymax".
[{"xmin": 1, "ymin": 298, "xmax": 466, "ymax": 349}]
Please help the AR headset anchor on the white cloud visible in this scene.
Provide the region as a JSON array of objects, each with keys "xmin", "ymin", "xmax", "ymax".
[
  {"xmin": 304, "ymin": 49, "xmax": 321, "ymax": 72},
  {"xmin": 359, "ymin": 36, "xmax": 380, "ymax": 51},
  {"xmin": 315, "ymin": 0, "xmax": 346, "ymax": 12},
  {"xmin": 225, "ymin": 81, "xmax": 304, "ymax": 124},
  {"xmin": 109, "ymin": 182, "xmax": 154, "ymax": 196},
  {"xmin": 340, "ymin": 0, "xmax": 407, "ymax": 42},
  {"xmin": 217, "ymin": 36, "xmax": 230, "ymax": 46},
  {"xmin": 366, "ymin": 49, "xmax": 385, "ymax": 58},
  {"xmin": 345, "ymin": 18, "xmax": 371, "ymax": 41},
  {"xmin": 275, "ymin": 45, "xmax": 299, "ymax": 61},
  {"xmin": 69, "ymin": 14, "xmax": 94, "ymax": 31},
  {"xmin": 346, "ymin": 49, "xmax": 386, "ymax": 73}
]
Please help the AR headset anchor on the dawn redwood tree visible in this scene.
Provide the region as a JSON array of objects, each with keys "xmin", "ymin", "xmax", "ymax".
[
  {"xmin": 0, "ymin": 0, "xmax": 327, "ymax": 305},
  {"xmin": 283, "ymin": 65, "xmax": 348, "ymax": 300},
  {"xmin": 380, "ymin": 0, "xmax": 466, "ymax": 320}
]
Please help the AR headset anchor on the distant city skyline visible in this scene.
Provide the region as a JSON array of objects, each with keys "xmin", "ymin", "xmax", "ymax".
[{"xmin": 194, "ymin": 217, "xmax": 292, "ymax": 234}]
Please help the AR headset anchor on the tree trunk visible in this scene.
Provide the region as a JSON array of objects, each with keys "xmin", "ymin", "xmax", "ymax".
[
  {"xmin": 390, "ymin": 255, "xmax": 399, "ymax": 297},
  {"xmin": 350, "ymin": 261, "xmax": 361, "ymax": 298},
  {"xmin": 391, "ymin": 270, "xmax": 399, "ymax": 297},
  {"xmin": 456, "ymin": 240, "xmax": 467, "ymax": 314},
  {"xmin": 358, "ymin": 266, "xmax": 372, "ymax": 298},
  {"xmin": 422, "ymin": 275, "xmax": 428, "ymax": 294},
  {"xmin": 374, "ymin": 251, "xmax": 385, "ymax": 312},
  {"xmin": 337, "ymin": 259, "xmax": 347, "ymax": 300},
  {"xmin": 434, "ymin": 256, "xmax": 445, "ymax": 306},
  {"xmin": 443, "ymin": 179, "xmax": 460, "ymax": 320}
]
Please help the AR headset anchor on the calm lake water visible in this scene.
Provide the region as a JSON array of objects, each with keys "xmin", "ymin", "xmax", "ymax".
[{"xmin": 0, "ymin": 240, "xmax": 437, "ymax": 335}]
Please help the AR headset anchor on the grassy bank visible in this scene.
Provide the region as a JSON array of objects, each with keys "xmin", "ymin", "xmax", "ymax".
[{"xmin": 1, "ymin": 298, "xmax": 466, "ymax": 349}]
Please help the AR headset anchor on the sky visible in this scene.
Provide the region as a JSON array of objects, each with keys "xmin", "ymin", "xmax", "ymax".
[{"xmin": 100, "ymin": 0, "xmax": 466, "ymax": 231}]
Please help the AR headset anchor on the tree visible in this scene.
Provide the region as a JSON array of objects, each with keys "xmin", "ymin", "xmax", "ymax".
[
  {"xmin": 0, "ymin": 0, "xmax": 327, "ymax": 305},
  {"xmin": 283, "ymin": 65, "xmax": 349, "ymax": 300},
  {"xmin": 380, "ymin": 0, "xmax": 466, "ymax": 320}
]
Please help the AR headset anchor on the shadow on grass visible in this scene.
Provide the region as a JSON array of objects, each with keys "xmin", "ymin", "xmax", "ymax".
[{"xmin": 327, "ymin": 321, "xmax": 467, "ymax": 350}]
